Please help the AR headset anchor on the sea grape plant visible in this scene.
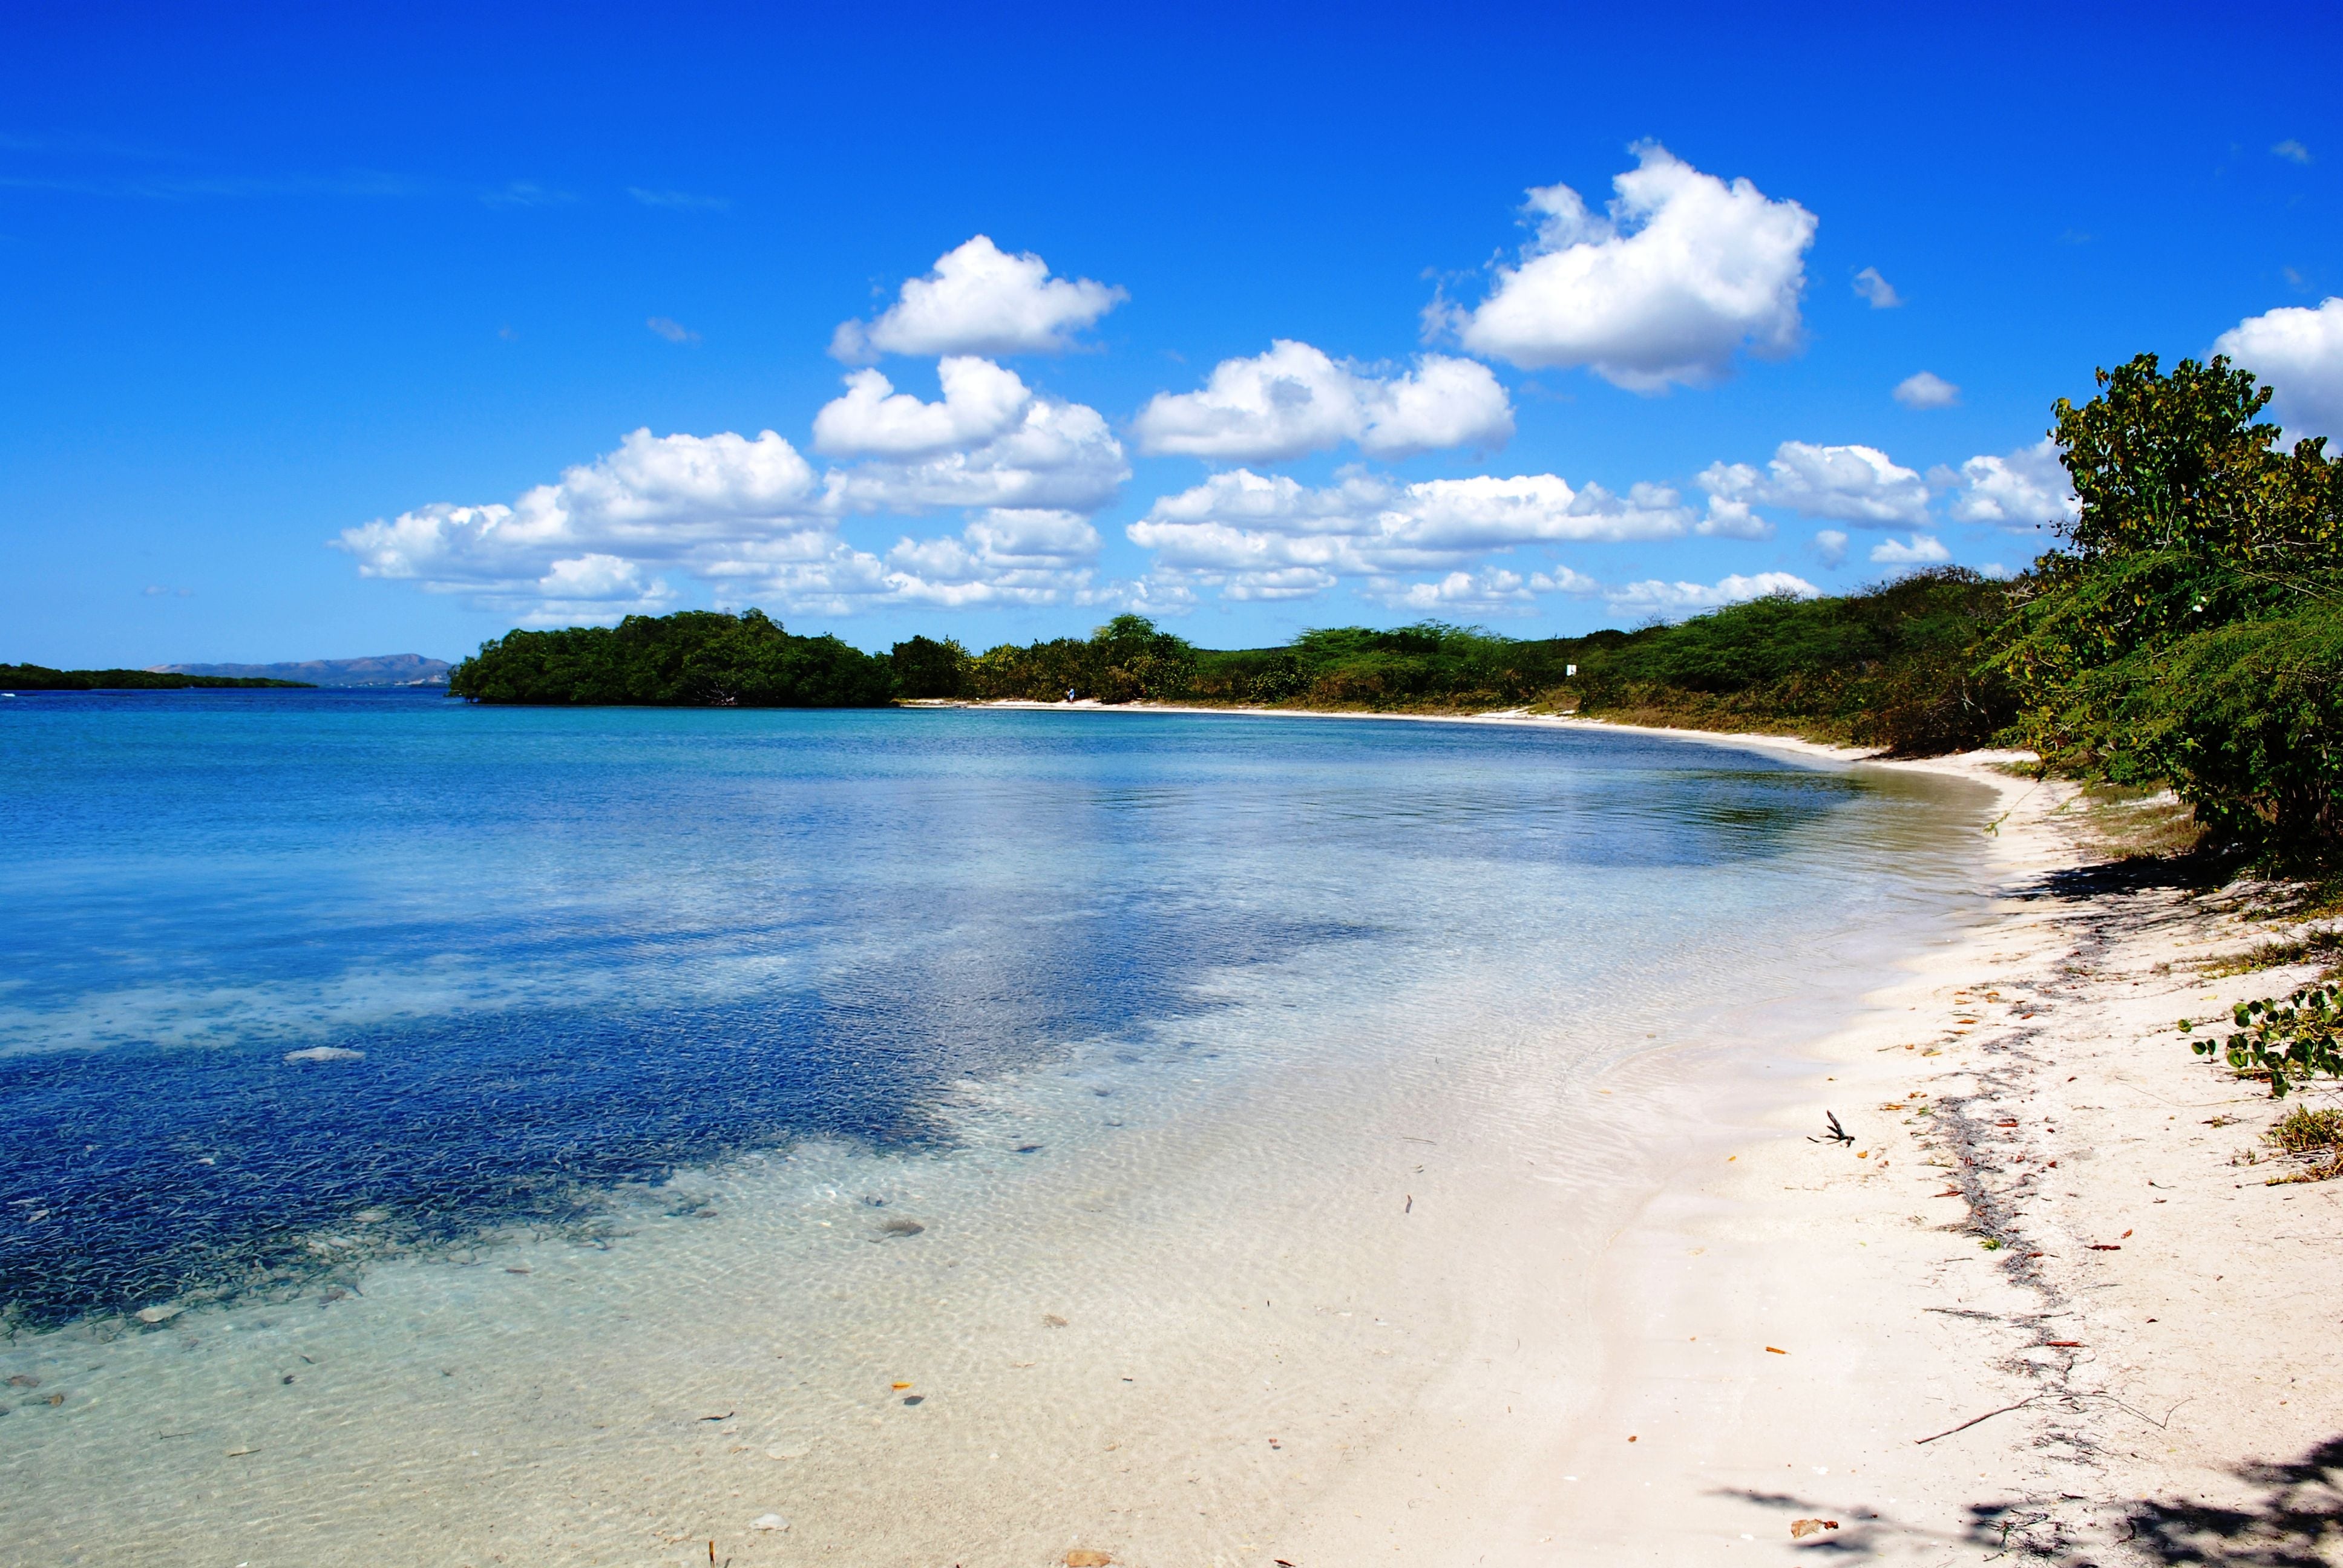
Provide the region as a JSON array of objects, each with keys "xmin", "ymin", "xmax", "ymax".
[{"xmin": 2183, "ymin": 983, "xmax": 2343, "ymax": 1097}]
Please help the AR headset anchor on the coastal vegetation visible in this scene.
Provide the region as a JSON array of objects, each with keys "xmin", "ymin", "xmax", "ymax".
[
  {"xmin": 1993, "ymin": 353, "xmax": 2343, "ymax": 855},
  {"xmin": 447, "ymin": 609, "xmax": 895, "ymax": 707},
  {"xmin": 443, "ymin": 351, "xmax": 2341, "ymax": 872},
  {"xmin": 2184, "ymin": 982, "xmax": 2343, "ymax": 1099},
  {"xmin": 0, "ymin": 664, "xmax": 310, "ymax": 690},
  {"xmin": 894, "ymin": 578, "xmax": 2013, "ymax": 756}
]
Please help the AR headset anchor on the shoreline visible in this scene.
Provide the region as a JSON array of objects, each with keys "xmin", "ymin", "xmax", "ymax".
[
  {"xmin": 924, "ymin": 695, "xmax": 1885, "ymax": 767},
  {"xmin": 961, "ymin": 697, "xmax": 2341, "ymax": 1561},
  {"xmin": 1404, "ymin": 751, "xmax": 2339, "ymax": 1563},
  {"xmin": 9, "ymin": 705, "xmax": 2333, "ymax": 1563}
]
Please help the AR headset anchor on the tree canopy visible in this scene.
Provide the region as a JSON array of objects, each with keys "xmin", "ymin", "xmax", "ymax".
[
  {"xmin": 448, "ymin": 610, "xmax": 896, "ymax": 707},
  {"xmin": 1994, "ymin": 353, "xmax": 2343, "ymax": 851}
]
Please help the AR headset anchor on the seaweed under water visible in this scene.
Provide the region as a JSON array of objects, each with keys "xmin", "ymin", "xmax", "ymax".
[{"xmin": 0, "ymin": 691, "xmax": 1883, "ymax": 1331}]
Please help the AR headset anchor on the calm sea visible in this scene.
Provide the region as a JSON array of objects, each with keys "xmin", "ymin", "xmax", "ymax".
[
  {"xmin": 0, "ymin": 690, "xmax": 1993, "ymax": 1562},
  {"xmin": 0, "ymin": 690, "xmax": 1990, "ymax": 1325}
]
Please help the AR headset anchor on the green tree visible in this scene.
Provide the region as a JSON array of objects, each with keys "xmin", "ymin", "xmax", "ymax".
[
  {"xmin": 890, "ymin": 635, "xmax": 972, "ymax": 699},
  {"xmin": 448, "ymin": 609, "xmax": 894, "ymax": 707},
  {"xmin": 1993, "ymin": 353, "xmax": 2343, "ymax": 851}
]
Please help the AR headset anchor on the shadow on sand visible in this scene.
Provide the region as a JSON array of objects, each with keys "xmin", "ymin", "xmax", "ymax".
[{"xmin": 1714, "ymin": 1434, "xmax": 2343, "ymax": 1563}]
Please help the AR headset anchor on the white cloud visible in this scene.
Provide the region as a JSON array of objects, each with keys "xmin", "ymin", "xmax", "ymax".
[
  {"xmin": 529, "ymin": 554, "xmax": 678, "ymax": 621},
  {"xmin": 1700, "ymin": 441, "xmax": 1929, "ymax": 526},
  {"xmin": 1604, "ymin": 572, "xmax": 1818, "ymax": 618},
  {"xmin": 1814, "ymin": 529, "xmax": 1848, "ymax": 566},
  {"xmin": 1869, "ymin": 534, "xmax": 1950, "ymax": 565},
  {"xmin": 869, "ymin": 509, "xmax": 1107, "ymax": 608},
  {"xmin": 1948, "ymin": 438, "xmax": 2077, "ymax": 528},
  {"xmin": 1135, "ymin": 468, "xmax": 1683, "ymax": 564},
  {"xmin": 1893, "ymin": 371, "xmax": 1961, "ymax": 410},
  {"xmin": 1126, "ymin": 467, "xmax": 1691, "ymax": 606},
  {"xmin": 1852, "ymin": 267, "xmax": 1902, "ymax": 309},
  {"xmin": 1693, "ymin": 494, "xmax": 1772, "ymax": 540},
  {"xmin": 336, "ymin": 428, "xmax": 831, "ymax": 619},
  {"xmin": 2272, "ymin": 139, "xmax": 2312, "ymax": 165},
  {"xmin": 1133, "ymin": 340, "xmax": 1513, "ymax": 461},
  {"xmin": 811, "ymin": 358, "xmax": 1035, "ymax": 457},
  {"xmin": 1364, "ymin": 564, "xmax": 1602, "ymax": 613},
  {"xmin": 646, "ymin": 316, "xmax": 700, "ymax": 344},
  {"xmin": 830, "ymin": 235, "xmax": 1126, "ymax": 361},
  {"xmin": 2214, "ymin": 296, "xmax": 2343, "ymax": 440},
  {"xmin": 824, "ymin": 387, "xmax": 1127, "ymax": 515},
  {"xmin": 1449, "ymin": 143, "xmax": 1817, "ymax": 392},
  {"xmin": 339, "ymin": 380, "xmax": 1130, "ymax": 622}
]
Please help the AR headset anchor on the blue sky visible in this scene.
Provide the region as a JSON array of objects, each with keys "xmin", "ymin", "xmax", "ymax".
[{"xmin": 4, "ymin": 2, "xmax": 2339, "ymax": 665}]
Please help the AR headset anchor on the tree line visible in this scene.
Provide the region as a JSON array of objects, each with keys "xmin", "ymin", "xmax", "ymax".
[
  {"xmin": 0, "ymin": 665, "xmax": 310, "ymax": 690},
  {"xmin": 445, "ymin": 351, "xmax": 2342, "ymax": 858}
]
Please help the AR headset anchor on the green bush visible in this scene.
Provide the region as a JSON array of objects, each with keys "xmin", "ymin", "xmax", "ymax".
[
  {"xmin": 448, "ymin": 609, "xmax": 894, "ymax": 707},
  {"xmin": 889, "ymin": 635, "xmax": 970, "ymax": 699},
  {"xmin": 1991, "ymin": 353, "xmax": 2343, "ymax": 855}
]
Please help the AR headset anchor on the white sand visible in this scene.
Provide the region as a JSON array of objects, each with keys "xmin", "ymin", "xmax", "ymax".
[
  {"xmin": 1272, "ymin": 736, "xmax": 2341, "ymax": 1565},
  {"xmin": 986, "ymin": 707, "xmax": 2343, "ymax": 1562}
]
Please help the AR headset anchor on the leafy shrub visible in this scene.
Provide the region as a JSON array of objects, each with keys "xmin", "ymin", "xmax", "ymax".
[
  {"xmin": 1992, "ymin": 353, "xmax": 2343, "ymax": 855},
  {"xmin": 890, "ymin": 635, "xmax": 970, "ymax": 699},
  {"xmin": 2183, "ymin": 982, "xmax": 2343, "ymax": 1097},
  {"xmin": 448, "ymin": 609, "xmax": 894, "ymax": 707}
]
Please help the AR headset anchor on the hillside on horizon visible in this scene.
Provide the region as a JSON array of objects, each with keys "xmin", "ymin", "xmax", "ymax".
[{"xmin": 157, "ymin": 654, "xmax": 449, "ymax": 687}]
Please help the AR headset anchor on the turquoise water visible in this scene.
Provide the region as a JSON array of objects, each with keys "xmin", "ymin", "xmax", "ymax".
[
  {"xmin": 0, "ymin": 691, "xmax": 2002, "ymax": 1563},
  {"xmin": 0, "ymin": 692, "xmax": 1978, "ymax": 1331}
]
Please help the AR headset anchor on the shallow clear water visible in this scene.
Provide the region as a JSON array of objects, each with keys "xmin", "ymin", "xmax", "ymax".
[{"xmin": 0, "ymin": 692, "xmax": 1993, "ymax": 1563}]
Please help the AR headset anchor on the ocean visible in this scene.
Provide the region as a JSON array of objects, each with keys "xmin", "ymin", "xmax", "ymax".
[{"xmin": 0, "ymin": 690, "xmax": 1993, "ymax": 1563}]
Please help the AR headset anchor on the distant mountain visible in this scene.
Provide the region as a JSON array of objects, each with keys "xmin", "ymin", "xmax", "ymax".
[{"xmin": 157, "ymin": 654, "xmax": 451, "ymax": 687}]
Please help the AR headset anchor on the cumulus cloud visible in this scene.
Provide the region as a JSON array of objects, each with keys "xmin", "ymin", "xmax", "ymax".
[
  {"xmin": 1133, "ymin": 340, "xmax": 1513, "ymax": 461},
  {"xmin": 1947, "ymin": 438, "xmax": 2078, "ymax": 529},
  {"xmin": 1852, "ymin": 267, "xmax": 1902, "ymax": 309},
  {"xmin": 1604, "ymin": 572, "xmax": 1818, "ymax": 619},
  {"xmin": 1371, "ymin": 565, "xmax": 1601, "ymax": 613},
  {"xmin": 336, "ymin": 428, "xmax": 826, "ymax": 618},
  {"xmin": 338, "ymin": 378, "xmax": 1130, "ymax": 622},
  {"xmin": 1693, "ymin": 494, "xmax": 1773, "ymax": 540},
  {"xmin": 2272, "ymin": 139, "xmax": 2312, "ymax": 165},
  {"xmin": 1449, "ymin": 143, "xmax": 1817, "ymax": 391},
  {"xmin": 879, "ymin": 509, "xmax": 1105, "ymax": 607},
  {"xmin": 1814, "ymin": 529, "xmax": 1849, "ymax": 566},
  {"xmin": 2214, "ymin": 296, "xmax": 2343, "ymax": 440},
  {"xmin": 812, "ymin": 357, "xmax": 1035, "ymax": 457},
  {"xmin": 1699, "ymin": 441, "xmax": 1929, "ymax": 527},
  {"xmin": 1893, "ymin": 371, "xmax": 1960, "ymax": 409},
  {"xmin": 1869, "ymin": 534, "xmax": 1951, "ymax": 565},
  {"xmin": 825, "ymin": 387, "xmax": 1127, "ymax": 515},
  {"xmin": 683, "ymin": 520, "xmax": 1122, "ymax": 621},
  {"xmin": 831, "ymin": 235, "xmax": 1126, "ymax": 362},
  {"xmin": 1127, "ymin": 467, "xmax": 1692, "ymax": 605}
]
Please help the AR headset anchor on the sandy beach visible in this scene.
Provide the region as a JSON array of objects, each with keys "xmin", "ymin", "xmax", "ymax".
[
  {"xmin": 1311, "ymin": 730, "xmax": 2340, "ymax": 1565},
  {"xmin": 7, "ymin": 705, "xmax": 2334, "ymax": 1567},
  {"xmin": 976, "ymin": 703, "xmax": 2343, "ymax": 1564}
]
